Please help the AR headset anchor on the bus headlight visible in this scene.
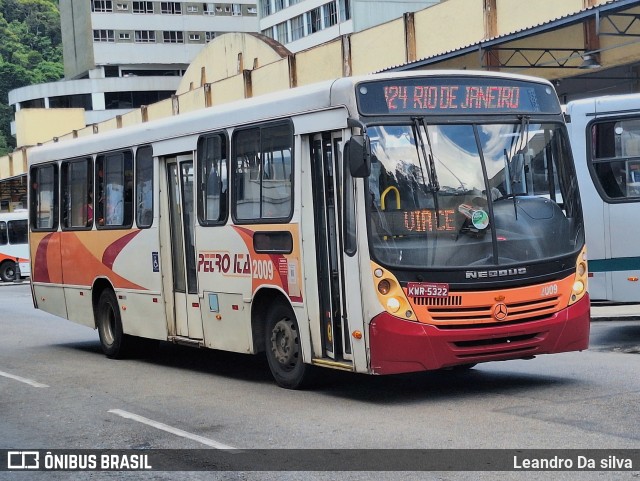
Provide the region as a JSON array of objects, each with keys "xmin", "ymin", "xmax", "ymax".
[
  {"xmin": 386, "ymin": 297, "xmax": 401, "ymax": 313},
  {"xmin": 569, "ymin": 246, "xmax": 588, "ymax": 305}
]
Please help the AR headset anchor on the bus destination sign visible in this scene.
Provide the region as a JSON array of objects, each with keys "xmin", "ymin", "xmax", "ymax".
[{"xmin": 357, "ymin": 77, "xmax": 560, "ymax": 116}]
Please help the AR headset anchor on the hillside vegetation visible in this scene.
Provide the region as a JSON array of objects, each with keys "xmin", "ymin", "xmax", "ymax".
[{"xmin": 0, "ymin": 0, "xmax": 63, "ymax": 156}]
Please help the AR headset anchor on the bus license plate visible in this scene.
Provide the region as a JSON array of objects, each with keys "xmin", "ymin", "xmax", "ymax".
[{"xmin": 407, "ymin": 282, "xmax": 449, "ymax": 298}]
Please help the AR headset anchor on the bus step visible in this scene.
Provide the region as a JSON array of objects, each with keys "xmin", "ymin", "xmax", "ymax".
[
  {"xmin": 311, "ymin": 358, "xmax": 353, "ymax": 372},
  {"xmin": 169, "ymin": 336, "xmax": 204, "ymax": 348}
]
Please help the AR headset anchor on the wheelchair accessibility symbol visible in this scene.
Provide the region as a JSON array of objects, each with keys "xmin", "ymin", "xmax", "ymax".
[{"xmin": 152, "ymin": 252, "xmax": 159, "ymax": 272}]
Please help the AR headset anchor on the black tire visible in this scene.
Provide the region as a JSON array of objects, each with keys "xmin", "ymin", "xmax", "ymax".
[
  {"xmin": 452, "ymin": 363, "xmax": 477, "ymax": 371},
  {"xmin": 96, "ymin": 289, "xmax": 131, "ymax": 359},
  {"xmin": 264, "ymin": 302, "xmax": 311, "ymax": 389},
  {"xmin": 0, "ymin": 261, "xmax": 15, "ymax": 282}
]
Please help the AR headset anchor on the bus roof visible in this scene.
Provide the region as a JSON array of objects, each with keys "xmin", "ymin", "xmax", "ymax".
[
  {"xmin": 566, "ymin": 93, "xmax": 640, "ymax": 117},
  {"xmin": 28, "ymin": 70, "xmax": 556, "ymax": 165}
]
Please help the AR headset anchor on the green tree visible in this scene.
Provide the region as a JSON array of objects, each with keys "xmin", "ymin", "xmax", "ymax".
[{"xmin": 0, "ymin": 0, "xmax": 61, "ymax": 153}]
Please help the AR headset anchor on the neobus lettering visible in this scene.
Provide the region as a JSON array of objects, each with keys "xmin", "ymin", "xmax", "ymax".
[{"xmin": 466, "ymin": 268, "xmax": 527, "ymax": 279}]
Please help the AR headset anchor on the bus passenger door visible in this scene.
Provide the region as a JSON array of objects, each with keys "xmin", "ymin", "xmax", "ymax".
[
  {"xmin": 310, "ymin": 132, "xmax": 357, "ymax": 362},
  {"xmin": 165, "ymin": 157, "xmax": 203, "ymax": 340}
]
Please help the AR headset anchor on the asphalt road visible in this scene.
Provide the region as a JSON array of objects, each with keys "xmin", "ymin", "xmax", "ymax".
[{"xmin": 1, "ymin": 282, "xmax": 639, "ymax": 481}]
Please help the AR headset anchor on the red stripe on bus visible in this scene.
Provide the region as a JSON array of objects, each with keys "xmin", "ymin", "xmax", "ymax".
[{"xmin": 101, "ymin": 230, "xmax": 142, "ymax": 270}]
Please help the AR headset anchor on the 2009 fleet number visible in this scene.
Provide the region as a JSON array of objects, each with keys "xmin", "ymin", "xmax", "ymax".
[
  {"xmin": 541, "ymin": 284, "xmax": 558, "ymax": 297},
  {"xmin": 253, "ymin": 259, "xmax": 274, "ymax": 280}
]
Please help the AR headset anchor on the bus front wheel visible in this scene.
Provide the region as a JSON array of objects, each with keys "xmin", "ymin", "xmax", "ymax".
[
  {"xmin": 264, "ymin": 302, "xmax": 310, "ymax": 389},
  {"xmin": 97, "ymin": 289, "xmax": 131, "ymax": 359}
]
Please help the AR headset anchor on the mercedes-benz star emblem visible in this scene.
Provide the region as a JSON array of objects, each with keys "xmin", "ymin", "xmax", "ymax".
[{"xmin": 493, "ymin": 302, "xmax": 508, "ymax": 321}]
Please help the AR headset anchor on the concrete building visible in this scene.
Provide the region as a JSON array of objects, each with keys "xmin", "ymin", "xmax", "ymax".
[
  {"xmin": 5, "ymin": 0, "xmax": 640, "ymax": 212},
  {"xmin": 258, "ymin": 0, "xmax": 440, "ymax": 53},
  {"xmin": 8, "ymin": 0, "xmax": 259, "ymax": 143}
]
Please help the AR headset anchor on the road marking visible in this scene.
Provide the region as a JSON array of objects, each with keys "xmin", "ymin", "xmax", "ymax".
[
  {"xmin": 108, "ymin": 409, "xmax": 239, "ymax": 451},
  {"xmin": 0, "ymin": 370, "xmax": 49, "ymax": 388}
]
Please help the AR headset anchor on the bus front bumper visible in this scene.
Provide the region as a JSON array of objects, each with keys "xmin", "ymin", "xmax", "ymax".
[{"xmin": 368, "ymin": 294, "xmax": 590, "ymax": 375}]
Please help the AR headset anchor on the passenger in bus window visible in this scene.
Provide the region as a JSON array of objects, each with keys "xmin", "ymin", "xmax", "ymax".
[{"xmin": 86, "ymin": 194, "xmax": 93, "ymax": 226}]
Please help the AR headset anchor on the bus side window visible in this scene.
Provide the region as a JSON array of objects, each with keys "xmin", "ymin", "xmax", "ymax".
[
  {"xmin": 96, "ymin": 151, "xmax": 133, "ymax": 228},
  {"xmin": 8, "ymin": 219, "xmax": 28, "ymax": 244},
  {"xmin": 197, "ymin": 134, "xmax": 227, "ymax": 225},
  {"xmin": 30, "ymin": 164, "xmax": 58, "ymax": 231},
  {"xmin": 136, "ymin": 146, "xmax": 154, "ymax": 228},
  {"xmin": 0, "ymin": 222, "xmax": 7, "ymax": 245}
]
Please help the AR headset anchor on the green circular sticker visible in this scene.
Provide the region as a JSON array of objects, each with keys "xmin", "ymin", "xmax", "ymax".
[{"xmin": 471, "ymin": 210, "xmax": 489, "ymax": 230}]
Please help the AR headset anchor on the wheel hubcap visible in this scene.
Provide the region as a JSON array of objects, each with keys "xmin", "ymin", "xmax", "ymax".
[{"xmin": 270, "ymin": 318, "xmax": 299, "ymax": 370}]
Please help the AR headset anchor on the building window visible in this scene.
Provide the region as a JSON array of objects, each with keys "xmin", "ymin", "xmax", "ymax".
[
  {"xmin": 205, "ymin": 31, "xmax": 217, "ymax": 42},
  {"xmin": 188, "ymin": 33, "xmax": 201, "ymax": 41},
  {"xmin": 49, "ymin": 94, "xmax": 93, "ymax": 110},
  {"xmin": 92, "ymin": 0, "xmax": 113, "ymax": 12},
  {"xmin": 323, "ymin": 1, "xmax": 337, "ymax": 28},
  {"xmin": 274, "ymin": 0, "xmax": 285, "ymax": 12},
  {"xmin": 260, "ymin": 0, "xmax": 271, "ymax": 16},
  {"xmin": 290, "ymin": 14, "xmax": 304, "ymax": 41},
  {"xmin": 116, "ymin": 3, "xmax": 129, "ymax": 10},
  {"xmin": 276, "ymin": 22, "xmax": 287, "ymax": 44},
  {"xmin": 134, "ymin": 30, "xmax": 156, "ymax": 42},
  {"xmin": 203, "ymin": 2, "xmax": 215, "ymax": 14},
  {"xmin": 247, "ymin": 7, "xmax": 257, "ymax": 14},
  {"xmin": 160, "ymin": 2, "xmax": 182, "ymax": 14},
  {"xmin": 187, "ymin": 5, "xmax": 198, "ymax": 12},
  {"xmin": 93, "ymin": 29, "xmax": 115, "ymax": 42},
  {"xmin": 163, "ymin": 31, "xmax": 184, "ymax": 43},
  {"xmin": 119, "ymin": 32, "xmax": 131, "ymax": 40},
  {"xmin": 338, "ymin": 0, "xmax": 350, "ymax": 21},
  {"xmin": 261, "ymin": 27, "xmax": 274, "ymax": 39},
  {"xmin": 132, "ymin": 1, "xmax": 153, "ymax": 13},
  {"xmin": 232, "ymin": 3, "xmax": 242, "ymax": 15},
  {"xmin": 306, "ymin": 6, "xmax": 322, "ymax": 34}
]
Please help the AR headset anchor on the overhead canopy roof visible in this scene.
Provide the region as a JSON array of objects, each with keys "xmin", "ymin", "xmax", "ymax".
[{"xmin": 389, "ymin": 0, "xmax": 640, "ymax": 101}]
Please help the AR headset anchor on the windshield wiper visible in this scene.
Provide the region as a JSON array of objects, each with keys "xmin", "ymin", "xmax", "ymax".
[
  {"xmin": 502, "ymin": 115, "xmax": 531, "ymax": 220},
  {"xmin": 412, "ymin": 117, "xmax": 441, "ymax": 225}
]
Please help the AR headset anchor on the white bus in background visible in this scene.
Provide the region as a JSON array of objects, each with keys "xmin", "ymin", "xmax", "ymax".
[
  {"xmin": 0, "ymin": 210, "xmax": 30, "ymax": 282},
  {"xmin": 566, "ymin": 94, "xmax": 640, "ymax": 303}
]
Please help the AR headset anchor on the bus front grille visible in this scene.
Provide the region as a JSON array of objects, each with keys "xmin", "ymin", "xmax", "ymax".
[{"xmin": 415, "ymin": 295, "xmax": 561, "ymax": 326}]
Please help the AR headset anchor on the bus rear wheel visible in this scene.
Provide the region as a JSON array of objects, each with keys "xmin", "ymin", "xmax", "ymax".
[
  {"xmin": 97, "ymin": 289, "xmax": 131, "ymax": 359},
  {"xmin": 265, "ymin": 302, "xmax": 310, "ymax": 389},
  {"xmin": 0, "ymin": 261, "xmax": 16, "ymax": 282}
]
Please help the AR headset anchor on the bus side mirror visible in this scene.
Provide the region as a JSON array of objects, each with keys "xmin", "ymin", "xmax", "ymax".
[{"xmin": 345, "ymin": 135, "xmax": 371, "ymax": 178}]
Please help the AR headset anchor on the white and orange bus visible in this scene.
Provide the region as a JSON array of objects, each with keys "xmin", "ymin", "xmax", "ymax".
[
  {"xmin": 28, "ymin": 71, "xmax": 590, "ymax": 388},
  {"xmin": 0, "ymin": 210, "xmax": 30, "ymax": 282}
]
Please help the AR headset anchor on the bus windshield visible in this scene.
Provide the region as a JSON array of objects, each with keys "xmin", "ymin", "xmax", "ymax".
[{"xmin": 367, "ymin": 121, "xmax": 583, "ymax": 269}]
